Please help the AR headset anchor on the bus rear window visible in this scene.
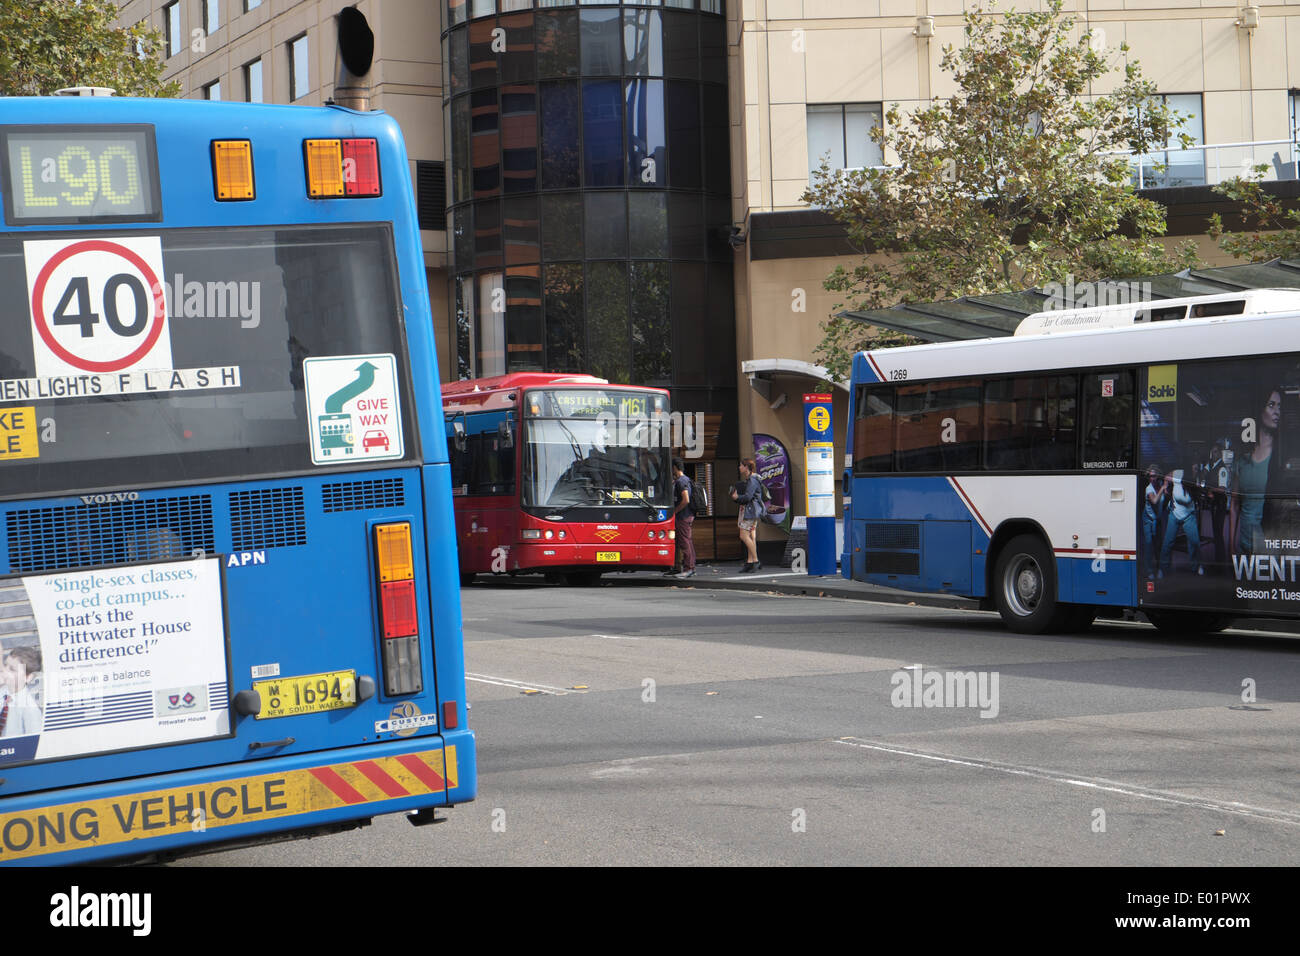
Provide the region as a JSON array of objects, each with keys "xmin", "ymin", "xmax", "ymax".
[{"xmin": 0, "ymin": 224, "xmax": 417, "ymax": 500}]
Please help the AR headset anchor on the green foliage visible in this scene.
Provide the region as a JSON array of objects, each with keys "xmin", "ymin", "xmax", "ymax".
[
  {"xmin": 804, "ymin": 0, "xmax": 1199, "ymax": 381},
  {"xmin": 0, "ymin": 0, "xmax": 180, "ymax": 98},
  {"xmin": 1208, "ymin": 165, "xmax": 1300, "ymax": 261}
]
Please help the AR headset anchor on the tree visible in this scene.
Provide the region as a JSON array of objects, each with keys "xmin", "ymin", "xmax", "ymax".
[
  {"xmin": 0, "ymin": 0, "xmax": 180, "ymax": 98},
  {"xmin": 804, "ymin": 0, "xmax": 1199, "ymax": 381},
  {"xmin": 1207, "ymin": 167, "xmax": 1300, "ymax": 262}
]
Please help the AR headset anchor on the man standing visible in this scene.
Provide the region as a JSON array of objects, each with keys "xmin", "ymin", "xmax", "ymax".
[{"xmin": 665, "ymin": 457, "xmax": 696, "ymax": 579}]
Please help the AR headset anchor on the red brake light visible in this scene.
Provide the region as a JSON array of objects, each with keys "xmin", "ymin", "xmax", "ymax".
[
  {"xmin": 380, "ymin": 579, "xmax": 418, "ymax": 639},
  {"xmin": 342, "ymin": 138, "xmax": 381, "ymax": 196}
]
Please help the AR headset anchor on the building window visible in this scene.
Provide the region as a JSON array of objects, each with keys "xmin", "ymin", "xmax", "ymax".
[
  {"xmin": 244, "ymin": 59, "xmax": 263, "ymax": 103},
  {"xmin": 807, "ymin": 103, "xmax": 883, "ymax": 179},
  {"xmin": 1134, "ymin": 93, "xmax": 1204, "ymax": 188},
  {"xmin": 164, "ymin": 2, "xmax": 181, "ymax": 58},
  {"xmin": 203, "ymin": 80, "xmax": 221, "ymax": 101},
  {"xmin": 204, "ymin": 0, "xmax": 219, "ymax": 34},
  {"xmin": 245, "ymin": 0, "xmax": 262, "ymax": 11},
  {"xmin": 289, "ymin": 34, "xmax": 309, "ymax": 101}
]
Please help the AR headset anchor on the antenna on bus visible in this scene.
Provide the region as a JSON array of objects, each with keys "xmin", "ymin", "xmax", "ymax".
[{"xmin": 332, "ymin": 6, "xmax": 375, "ymax": 111}]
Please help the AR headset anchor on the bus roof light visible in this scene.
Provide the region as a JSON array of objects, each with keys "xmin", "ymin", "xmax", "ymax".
[
  {"xmin": 304, "ymin": 139, "xmax": 344, "ymax": 197},
  {"xmin": 212, "ymin": 140, "xmax": 255, "ymax": 201},
  {"xmin": 342, "ymin": 138, "xmax": 381, "ymax": 196}
]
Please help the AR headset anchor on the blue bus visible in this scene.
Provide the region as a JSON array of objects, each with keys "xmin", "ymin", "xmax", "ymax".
[
  {"xmin": 0, "ymin": 92, "xmax": 475, "ymax": 863},
  {"xmin": 843, "ymin": 291, "xmax": 1300, "ymax": 635}
]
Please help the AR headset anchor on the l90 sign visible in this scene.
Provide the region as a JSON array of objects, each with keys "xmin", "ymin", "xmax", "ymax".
[{"xmin": 1, "ymin": 125, "xmax": 161, "ymax": 225}]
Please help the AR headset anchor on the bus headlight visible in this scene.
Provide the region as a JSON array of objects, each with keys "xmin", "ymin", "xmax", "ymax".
[
  {"xmin": 521, "ymin": 530, "xmax": 541, "ymax": 539},
  {"xmin": 544, "ymin": 530, "xmax": 554, "ymax": 539}
]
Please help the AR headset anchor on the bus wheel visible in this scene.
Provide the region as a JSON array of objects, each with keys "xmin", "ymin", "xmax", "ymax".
[
  {"xmin": 459, "ymin": 573, "xmax": 475, "ymax": 587},
  {"xmin": 566, "ymin": 571, "xmax": 602, "ymax": 587},
  {"xmin": 993, "ymin": 534, "xmax": 1066, "ymax": 633},
  {"xmin": 1144, "ymin": 610, "xmax": 1230, "ymax": 635}
]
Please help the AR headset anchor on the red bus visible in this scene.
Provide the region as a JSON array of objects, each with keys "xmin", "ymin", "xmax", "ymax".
[{"xmin": 443, "ymin": 373, "xmax": 677, "ymax": 584}]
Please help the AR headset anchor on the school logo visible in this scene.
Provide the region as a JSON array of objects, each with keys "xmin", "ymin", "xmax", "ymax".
[{"xmin": 1147, "ymin": 364, "xmax": 1177, "ymax": 403}]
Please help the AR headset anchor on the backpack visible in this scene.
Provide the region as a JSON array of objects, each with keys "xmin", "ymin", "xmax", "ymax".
[
  {"xmin": 760, "ymin": 480, "xmax": 771, "ymax": 504},
  {"xmin": 689, "ymin": 478, "xmax": 708, "ymax": 516}
]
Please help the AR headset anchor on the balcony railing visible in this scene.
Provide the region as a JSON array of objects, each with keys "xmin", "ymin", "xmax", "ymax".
[{"xmin": 1120, "ymin": 139, "xmax": 1300, "ymax": 189}]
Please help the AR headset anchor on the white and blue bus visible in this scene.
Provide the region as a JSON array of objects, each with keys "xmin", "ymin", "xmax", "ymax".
[{"xmin": 843, "ymin": 290, "xmax": 1300, "ymax": 634}]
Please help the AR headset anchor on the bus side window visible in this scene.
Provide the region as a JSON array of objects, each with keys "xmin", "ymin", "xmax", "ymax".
[
  {"xmin": 984, "ymin": 375, "xmax": 1077, "ymax": 471},
  {"xmin": 1081, "ymin": 371, "xmax": 1134, "ymax": 469},
  {"xmin": 895, "ymin": 380, "xmax": 981, "ymax": 472},
  {"xmin": 853, "ymin": 385, "xmax": 895, "ymax": 473}
]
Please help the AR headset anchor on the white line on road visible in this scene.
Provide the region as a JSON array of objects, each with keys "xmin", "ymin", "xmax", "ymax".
[
  {"xmin": 716, "ymin": 570, "xmax": 810, "ymax": 582},
  {"xmin": 834, "ymin": 736, "xmax": 1300, "ymax": 827},
  {"xmin": 465, "ymin": 672, "xmax": 586, "ymax": 695}
]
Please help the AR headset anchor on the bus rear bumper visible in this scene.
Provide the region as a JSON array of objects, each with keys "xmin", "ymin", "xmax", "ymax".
[{"xmin": 0, "ymin": 730, "xmax": 476, "ymax": 866}]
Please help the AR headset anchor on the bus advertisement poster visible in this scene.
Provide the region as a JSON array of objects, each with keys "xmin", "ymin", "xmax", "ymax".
[
  {"xmin": 1138, "ymin": 355, "xmax": 1300, "ymax": 614},
  {"xmin": 0, "ymin": 557, "xmax": 230, "ymax": 767}
]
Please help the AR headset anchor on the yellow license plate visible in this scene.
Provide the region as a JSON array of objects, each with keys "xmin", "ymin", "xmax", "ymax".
[
  {"xmin": 596, "ymin": 551, "xmax": 622, "ymax": 562},
  {"xmin": 253, "ymin": 670, "xmax": 357, "ymax": 719}
]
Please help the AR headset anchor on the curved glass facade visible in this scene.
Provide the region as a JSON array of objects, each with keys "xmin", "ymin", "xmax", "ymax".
[{"xmin": 443, "ymin": 1, "xmax": 735, "ymax": 445}]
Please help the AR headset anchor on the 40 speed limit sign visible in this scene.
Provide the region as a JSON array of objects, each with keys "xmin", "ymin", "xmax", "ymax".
[{"xmin": 24, "ymin": 237, "xmax": 172, "ymax": 378}]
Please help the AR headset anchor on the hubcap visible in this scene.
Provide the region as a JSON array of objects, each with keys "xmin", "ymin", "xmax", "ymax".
[{"xmin": 1004, "ymin": 554, "xmax": 1042, "ymax": 617}]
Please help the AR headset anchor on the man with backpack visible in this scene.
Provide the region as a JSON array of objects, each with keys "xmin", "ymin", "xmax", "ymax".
[{"xmin": 665, "ymin": 457, "xmax": 696, "ymax": 579}]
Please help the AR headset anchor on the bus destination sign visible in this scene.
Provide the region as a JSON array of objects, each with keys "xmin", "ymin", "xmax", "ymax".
[
  {"xmin": 0, "ymin": 125, "xmax": 162, "ymax": 225},
  {"xmin": 527, "ymin": 389, "xmax": 660, "ymax": 419}
]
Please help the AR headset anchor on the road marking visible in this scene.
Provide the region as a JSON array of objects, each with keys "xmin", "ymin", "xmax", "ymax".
[
  {"xmin": 834, "ymin": 736, "xmax": 1300, "ymax": 827},
  {"xmin": 717, "ymin": 570, "xmax": 808, "ymax": 582},
  {"xmin": 464, "ymin": 673, "xmax": 586, "ymax": 695}
]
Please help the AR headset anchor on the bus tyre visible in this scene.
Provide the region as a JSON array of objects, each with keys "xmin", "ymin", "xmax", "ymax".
[
  {"xmin": 993, "ymin": 534, "xmax": 1068, "ymax": 634},
  {"xmin": 459, "ymin": 573, "xmax": 475, "ymax": 587},
  {"xmin": 1144, "ymin": 610, "xmax": 1230, "ymax": 635}
]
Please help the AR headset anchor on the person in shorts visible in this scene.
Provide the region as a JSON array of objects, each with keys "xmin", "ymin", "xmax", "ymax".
[{"xmin": 731, "ymin": 458, "xmax": 763, "ymax": 572}]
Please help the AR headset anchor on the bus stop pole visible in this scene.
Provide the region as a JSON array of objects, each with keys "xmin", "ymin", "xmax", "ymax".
[{"xmin": 803, "ymin": 393, "xmax": 837, "ymax": 576}]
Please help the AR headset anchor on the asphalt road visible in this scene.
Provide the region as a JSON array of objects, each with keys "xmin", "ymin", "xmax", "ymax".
[{"xmin": 186, "ymin": 578, "xmax": 1300, "ymax": 867}]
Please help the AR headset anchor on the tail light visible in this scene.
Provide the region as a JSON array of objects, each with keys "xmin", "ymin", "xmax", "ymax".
[
  {"xmin": 304, "ymin": 139, "xmax": 345, "ymax": 197},
  {"xmin": 374, "ymin": 522, "xmax": 422, "ymax": 694},
  {"xmin": 304, "ymin": 137, "xmax": 381, "ymax": 198},
  {"xmin": 211, "ymin": 140, "xmax": 255, "ymax": 200}
]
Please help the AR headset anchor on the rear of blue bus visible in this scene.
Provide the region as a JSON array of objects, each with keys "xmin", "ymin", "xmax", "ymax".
[{"xmin": 0, "ymin": 97, "xmax": 475, "ymax": 864}]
